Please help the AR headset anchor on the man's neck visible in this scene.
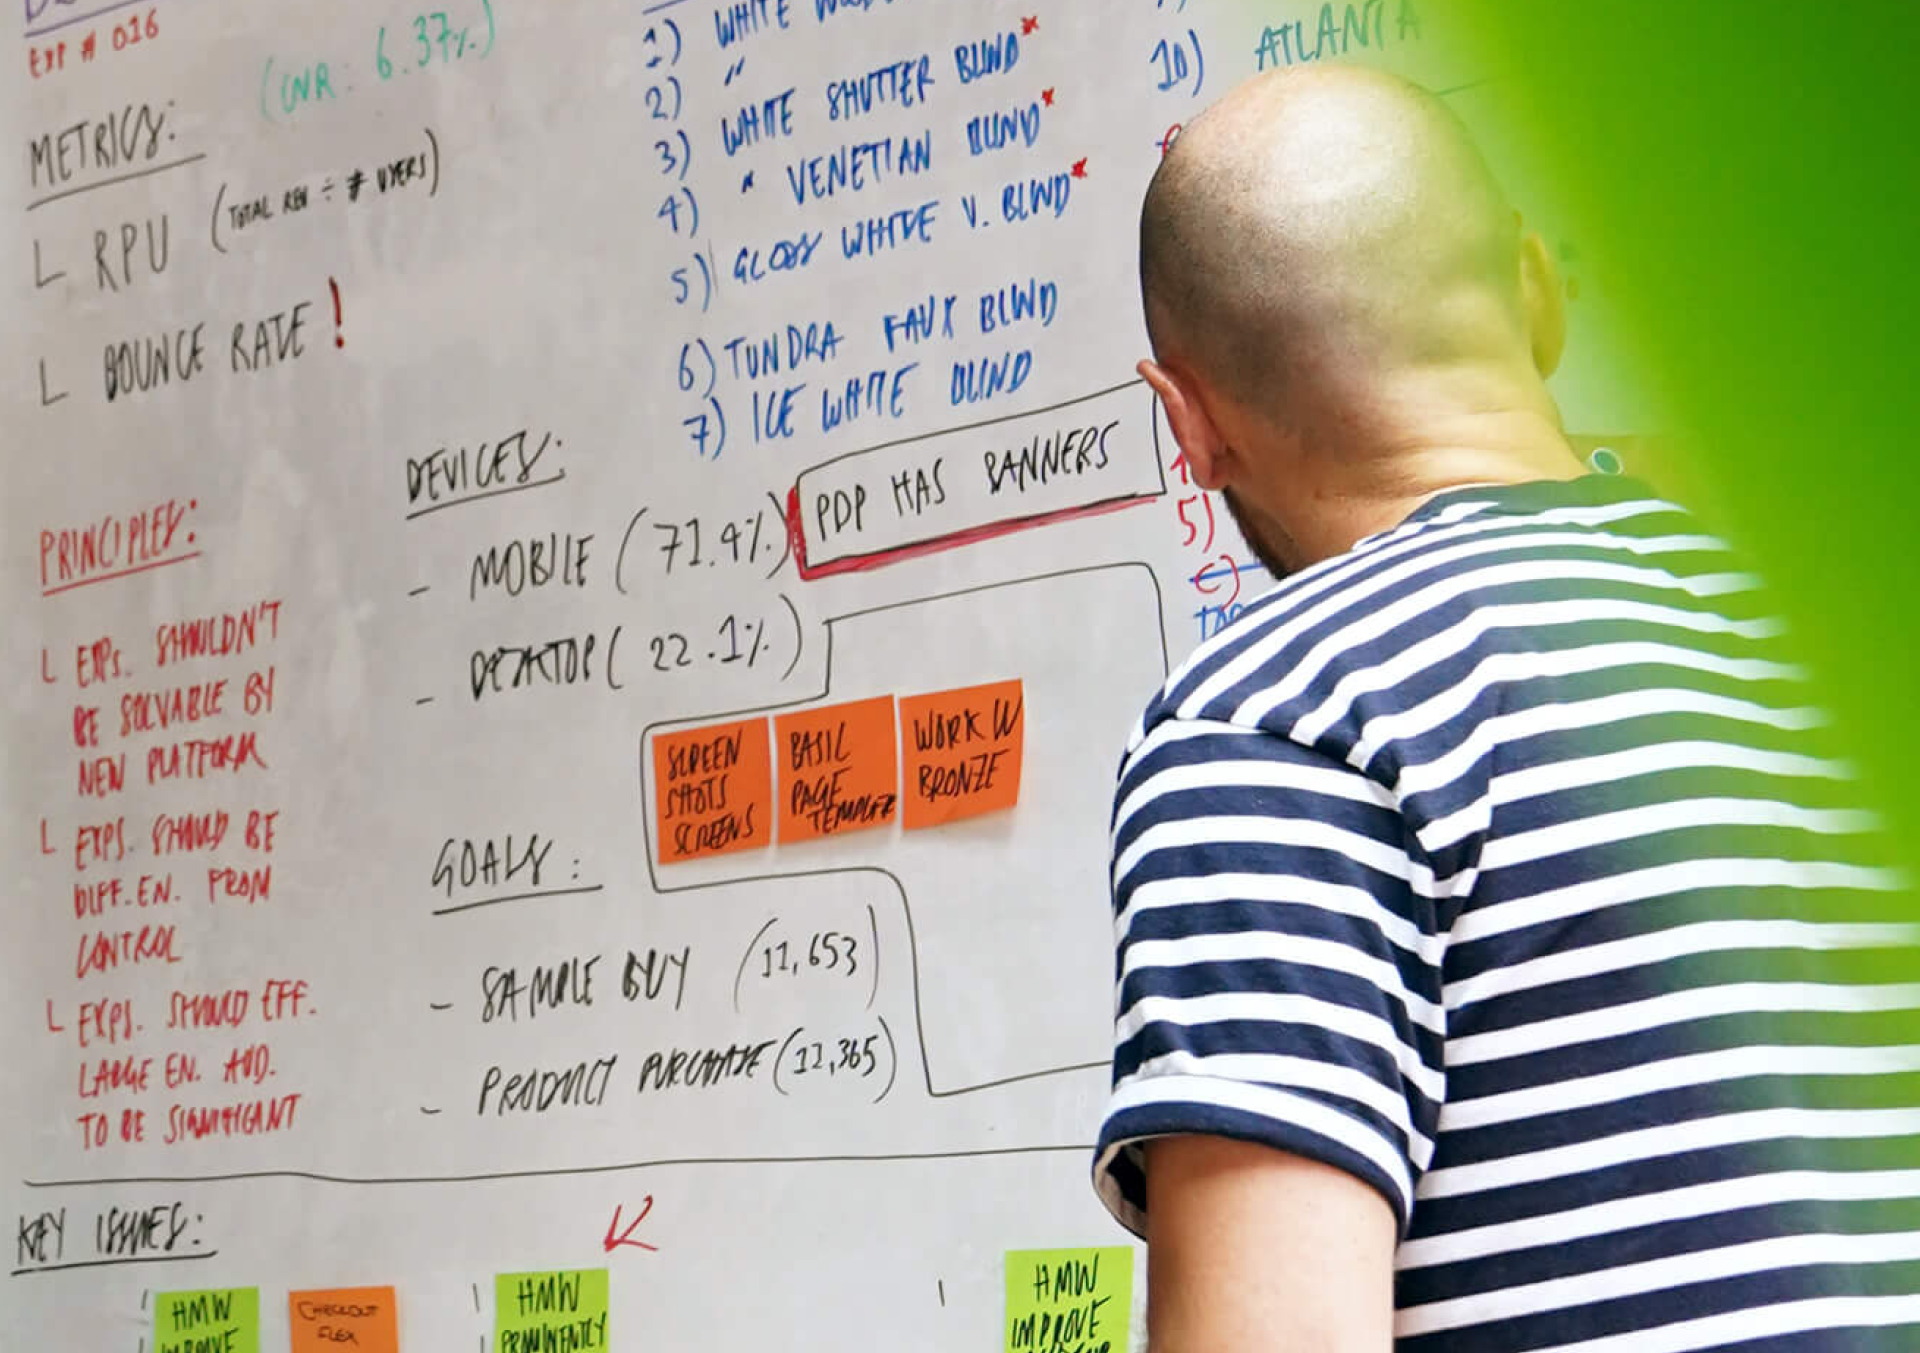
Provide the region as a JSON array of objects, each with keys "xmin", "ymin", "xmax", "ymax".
[{"xmin": 1263, "ymin": 406, "xmax": 1584, "ymax": 572}]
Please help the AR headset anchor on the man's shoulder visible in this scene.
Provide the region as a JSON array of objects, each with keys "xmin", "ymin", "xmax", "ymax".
[{"xmin": 1130, "ymin": 477, "xmax": 1718, "ymax": 758}]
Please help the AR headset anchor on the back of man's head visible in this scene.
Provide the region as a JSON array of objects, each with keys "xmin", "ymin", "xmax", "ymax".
[{"xmin": 1140, "ymin": 65, "xmax": 1537, "ymax": 442}]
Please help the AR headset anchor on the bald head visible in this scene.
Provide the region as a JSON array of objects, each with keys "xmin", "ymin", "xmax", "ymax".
[{"xmin": 1141, "ymin": 66, "xmax": 1531, "ymax": 432}]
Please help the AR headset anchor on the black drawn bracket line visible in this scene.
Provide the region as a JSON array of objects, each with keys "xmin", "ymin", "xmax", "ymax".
[{"xmin": 636, "ymin": 560, "xmax": 1169, "ymax": 1100}]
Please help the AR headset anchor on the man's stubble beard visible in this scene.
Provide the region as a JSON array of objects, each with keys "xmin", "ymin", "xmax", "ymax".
[{"xmin": 1221, "ymin": 484, "xmax": 1293, "ymax": 584}]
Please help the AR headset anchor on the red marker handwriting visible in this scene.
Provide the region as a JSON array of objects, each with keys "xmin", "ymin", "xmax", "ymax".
[
  {"xmin": 1041, "ymin": 87, "xmax": 1055, "ymax": 106},
  {"xmin": 328, "ymin": 277, "xmax": 344, "ymax": 348},
  {"xmin": 1020, "ymin": 15, "xmax": 1038, "ymax": 34},
  {"xmin": 603, "ymin": 1197, "xmax": 658, "ymax": 1253},
  {"xmin": 1071, "ymin": 157, "xmax": 1088, "ymax": 179},
  {"xmin": 1177, "ymin": 493, "xmax": 1216, "ymax": 551},
  {"xmin": 1191, "ymin": 556, "xmax": 1243, "ymax": 606}
]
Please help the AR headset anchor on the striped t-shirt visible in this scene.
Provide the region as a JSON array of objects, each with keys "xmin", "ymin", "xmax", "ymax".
[{"xmin": 1096, "ymin": 475, "xmax": 1920, "ymax": 1350}]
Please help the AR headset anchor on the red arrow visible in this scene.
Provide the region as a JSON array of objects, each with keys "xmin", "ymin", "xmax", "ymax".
[{"xmin": 603, "ymin": 1197, "xmax": 658, "ymax": 1253}]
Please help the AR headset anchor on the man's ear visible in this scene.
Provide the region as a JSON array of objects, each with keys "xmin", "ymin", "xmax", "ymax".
[
  {"xmin": 1139, "ymin": 357, "xmax": 1235, "ymax": 491},
  {"xmin": 1518, "ymin": 229, "xmax": 1566, "ymax": 379}
]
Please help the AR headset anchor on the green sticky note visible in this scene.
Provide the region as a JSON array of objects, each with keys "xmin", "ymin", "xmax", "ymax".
[
  {"xmin": 1005, "ymin": 1247, "xmax": 1133, "ymax": 1353},
  {"xmin": 495, "ymin": 1269, "xmax": 609, "ymax": 1352},
  {"xmin": 154, "ymin": 1288, "xmax": 259, "ymax": 1353}
]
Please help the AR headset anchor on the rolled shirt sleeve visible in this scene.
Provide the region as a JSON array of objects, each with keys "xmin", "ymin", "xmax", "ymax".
[{"xmin": 1095, "ymin": 716, "xmax": 1449, "ymax": 1238}]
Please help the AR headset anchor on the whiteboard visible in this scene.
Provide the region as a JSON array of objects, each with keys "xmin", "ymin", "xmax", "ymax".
[{"xmin": 2, "ymin": 2, "xmax": 1647, "ymax": 1348}]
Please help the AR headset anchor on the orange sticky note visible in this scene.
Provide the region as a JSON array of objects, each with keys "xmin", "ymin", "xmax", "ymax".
[
  {"xmin": 653, "ymin": 717, "xmax": 773, "ymax": 863},
  {"xmin": 899, "ymin": 679, "xmax": 1024, "ymax": 829},
  {"xmin": 289, "ymin": 1287, "xmax": 397, "ymax": 1353},
  {"xmin": 775, "ymin": 696, "xmax": 899, "ymax": 843}
]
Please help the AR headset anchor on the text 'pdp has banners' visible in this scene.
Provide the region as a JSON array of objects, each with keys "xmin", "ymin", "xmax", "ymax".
[
  {"xmin": 786, "ymin": 382, "xmax": 1165, "ymax": 579},
  {"xmin": 650, "ymin": 680, "xmax": 1025, "ymax": 863}
]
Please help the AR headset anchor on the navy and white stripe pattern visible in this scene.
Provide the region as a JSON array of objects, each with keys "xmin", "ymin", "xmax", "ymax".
[{"xmin": 1096, "ymin": 476, "xmax": 1920, "ymax": 1350}]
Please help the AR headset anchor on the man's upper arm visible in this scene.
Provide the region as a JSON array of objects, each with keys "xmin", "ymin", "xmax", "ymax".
[
  {"xmin": 1146, "ymin": 1132, "xmax": 1397, "ymax": 1353},
  {"xmin": 1094, "ymin": 716, "xmax": 1447, "ymax": 1342}
]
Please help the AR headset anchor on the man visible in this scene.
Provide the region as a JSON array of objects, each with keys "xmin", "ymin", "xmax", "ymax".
[{"xmin": 1095, "ymin": 65, "xmax": 1920, "ymax": 1351}]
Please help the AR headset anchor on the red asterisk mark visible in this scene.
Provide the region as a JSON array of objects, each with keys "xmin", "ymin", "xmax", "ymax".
[
  {"xmin": 1041, "ymin": 87, "xmax": 1055, "ymax": 107},
  {"xmin": 1071, "ymin": 157, "xmax": 1088, "ymax": 178},
  {"xmin": 1020, "ymin": 15, "xmax": 1039, "ymax": 34}
]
